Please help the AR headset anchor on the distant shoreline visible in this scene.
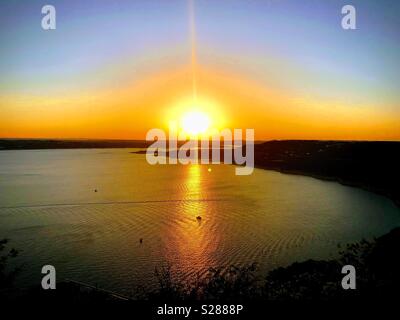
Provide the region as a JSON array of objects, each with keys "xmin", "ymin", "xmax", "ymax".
[
  {"xmin": 1, "ymin": 138, "xmax": 399, "ymax": 151},
  {"xmin": 252, "ymin": 140, "xmax": 400, "ymax": 208},
  {"xmin": 0, "ymin": 139, "xmax": 151, "ymax": 150}
]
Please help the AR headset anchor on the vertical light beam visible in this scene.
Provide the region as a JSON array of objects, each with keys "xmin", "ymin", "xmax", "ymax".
[{"xmin": 189, "ymin": 0, "xmax": 197, "ymax": 102}]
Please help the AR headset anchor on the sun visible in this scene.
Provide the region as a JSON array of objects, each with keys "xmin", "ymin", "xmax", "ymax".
[
  {"xmin": 180, "ymin": 110, "xmax": 211, "ymax": 136},
  {"xmin": 167, "ymin": 97, "xmax": 224, "ymax": 137}
]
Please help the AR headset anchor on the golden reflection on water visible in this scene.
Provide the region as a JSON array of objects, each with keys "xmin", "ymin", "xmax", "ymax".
[
  {"xmin": 166, "ymin": 164, "xmax": 218, "ymax": 275},
  {"xmin": 186, "ymin": 164, "xmax": 201, "ymax": 200}
]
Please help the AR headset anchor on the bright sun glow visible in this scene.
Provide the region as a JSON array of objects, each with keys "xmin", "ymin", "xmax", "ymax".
[
  {"xmin": 167, "ymin": 97, "xmax": 224, "ymax": 137},
  {"xmin": 181, "ymin": 110, "xmax": 211, "ymax": 136}
]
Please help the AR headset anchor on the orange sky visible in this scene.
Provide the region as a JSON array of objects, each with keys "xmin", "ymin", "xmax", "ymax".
[{"xmin": 1, "ymin": 65, "xmax": 399, "ymax": 141}]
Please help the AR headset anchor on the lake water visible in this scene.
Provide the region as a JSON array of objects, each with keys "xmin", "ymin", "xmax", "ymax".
[{"xmin": 0, "ymin": 149, "xmax": 399, "ymax": 295}]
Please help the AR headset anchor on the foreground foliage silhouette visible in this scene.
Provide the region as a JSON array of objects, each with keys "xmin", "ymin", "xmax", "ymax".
[
  {"xmin": 0, "ymin": 239, "xmax": 21, "ymax": 299},
  {"xmin": 139, "ymin": 227, "xmax": 400, "ymax": 302},
  {"xmin": 6, "ymin": 227, "xmax": 400, "ymax": 304}
]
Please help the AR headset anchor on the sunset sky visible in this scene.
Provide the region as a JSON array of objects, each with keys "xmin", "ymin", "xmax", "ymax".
[{"xmin": 1, "ymin": 0, "xmax": 399, "ymax": 140}]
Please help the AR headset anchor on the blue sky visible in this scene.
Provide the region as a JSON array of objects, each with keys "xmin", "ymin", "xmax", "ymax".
[{"xmin": 1, "ymin": 0, "xmax": 399, "ymax": 98}]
